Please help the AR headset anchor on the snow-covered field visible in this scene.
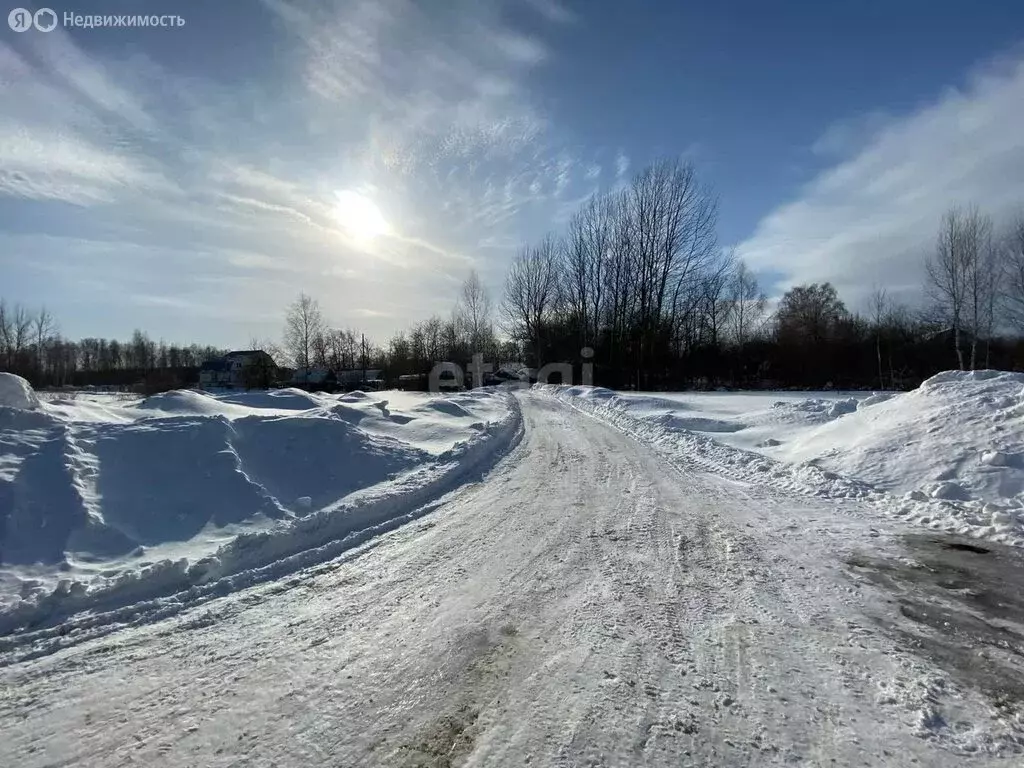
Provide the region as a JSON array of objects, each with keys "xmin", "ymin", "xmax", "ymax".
[
  {"xmin": 0, "ymin": 375, "xmax": 522, "ymax": 628},
  {"xmin": 3, "ymin": 388, "xmax": 1022, "ymax": 766},
  {"xmin": 545, "ymin": 370, "xmax": 1024, "ymax": 545}
]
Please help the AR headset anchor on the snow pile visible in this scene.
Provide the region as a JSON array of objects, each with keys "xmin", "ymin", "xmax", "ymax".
[
  {"xmin": 544, "ymin": 374, "xmax": 1024, "ymax": 546},
  {"xmin": 777, "ymin": 370, "xmax": 1024, "ymax": 510},
  {"xmin": 0, "ymin": 373, "xmax": 40, "ymax": 411},
  {"xmin": 0, "ymin": 384, "xmax": 522, "ymax": 624}
]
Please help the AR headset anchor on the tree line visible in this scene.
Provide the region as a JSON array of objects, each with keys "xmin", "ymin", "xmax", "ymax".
[
  {"xmin": 6, "ymin": 157, "xmax": 1024, "ymax": 394},
  {"xmin": 0, "ymin": 302, "xmax": 226, "ymax": 390},
  {"xmin": 495, "ymin": 159, "xmax": 1024, "ymax": 390},
  {"xmin": 281, "ymin": 271, "xmax": 521, "ymax": 380}
]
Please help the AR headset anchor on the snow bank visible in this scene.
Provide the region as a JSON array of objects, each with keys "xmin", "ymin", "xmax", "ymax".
[
  {"xmin": 0, "ymin": 394, "xmax": 523, "ymax": 643},
  {"xmin": 0, "ymin": 373, "xmax": 40, "ymax": 411},
  {"xmin": 215, "ymin": 387, "xmax": 326, "ymax": 411},
  {"xmin": 544, "ymin": 375, "xmax": 1024, "ymax": 546},
  {"xmin": 775, "ymin": 371, "xmax": 1024, "ymax": 511},
  {"xmin": 0, "ymin": 387, "xmax": 521, "ymax": 628}
]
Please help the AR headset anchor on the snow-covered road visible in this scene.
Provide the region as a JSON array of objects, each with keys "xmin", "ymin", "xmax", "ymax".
[{"xmin": 2, "ymin": 392, "xmax": 1021, "ymax": 766}]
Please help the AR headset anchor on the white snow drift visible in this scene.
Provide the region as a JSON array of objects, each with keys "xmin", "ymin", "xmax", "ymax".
[
  {"xmin": 0, "ymin": 375, "xmax": 521, "ymax": 623},
  {"xmin": 545, "ymin": 370, "xmax": 1024, "ymax": 545},
  {"xmin": 0, "ymin": 373, "xmax": 40, "ymax": 411}
]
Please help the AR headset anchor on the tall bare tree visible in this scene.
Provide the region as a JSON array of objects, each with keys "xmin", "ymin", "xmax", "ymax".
[
  {"xmin": 0, "ymin": 300, "xmax": 11, "ymax": 369},
  {"xmin": 926, "ymin": 208, "xmax": 968, "ymax": 370},
  {"xmin": 311, "ymin": 329, "xmax": 330, "ymax": 368},
  {"xmin": 283, "ymin": 293, "xmax": 325, "ymax": 370},
  {"xmin": 623, "ymin": 158, "xmax": 718, "ymax": 384},
  {"xmin": 868, "ymin": 288, "xmax": 888, "ymax": 389},
  {"xmin": 562, "ymin": 194, "xmax": 615, "ymax": 346},
  {"xmin": 503, "ymin": 235, "xmax": 561, "ymax": 366},
  {"xmin": 976, "ymin": 223, "xmax": 1002, "ymax": 368},
  {"xmin": 32, "ymin": 307, "xmax": 57, "ymax": 375},
  {"xmin": 455, "ymin": 269, "xmax": 493, "ymax": 355},
  {"xmin": 697, "ymin": 251, "xmax": 735, "ymax": 348},
  {"xmin": 726, "ymin": 259, "xmax": 767, "ymax": 352},
  {"xmin": 1003, "ymin": 212, "xmax": 1024, "ymax": 332},
  {"xmin": 924, "ymin": 206, "xmax": 995, "ymax": 370},
  {"xmin": 602, "ymin": 189, "xmax": 637, "ymax": 375}
]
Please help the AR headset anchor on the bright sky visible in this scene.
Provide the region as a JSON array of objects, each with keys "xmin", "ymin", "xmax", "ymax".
[{"xmin": 2, "ymin": 0, "xmax": 1023, "ymax": 347}]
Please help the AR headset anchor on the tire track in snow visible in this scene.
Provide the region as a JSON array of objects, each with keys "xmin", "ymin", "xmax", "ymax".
[{"xmin": 2, "ymin": 393, "xmax": 1021, "ymax": 766}]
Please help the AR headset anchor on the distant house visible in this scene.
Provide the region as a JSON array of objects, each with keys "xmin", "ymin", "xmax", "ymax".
[
  {"xmin": 290, "ymin": 367, "xmax": 337, "ymax": 390},
  {"xmin": 199, "ymin": 350, "xmax": 277, "ymax": 389}
]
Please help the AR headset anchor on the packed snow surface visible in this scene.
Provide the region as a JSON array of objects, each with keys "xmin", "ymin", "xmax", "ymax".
[
  {"xmin": 0, "ymin": 385, "xmax": 520, "ymax": 614},
  {"xmin": 2, "ymin": 392, "xmax": 1022, "ymax": 766},
  {"xmin": 546, "ymin": 370, "xmax": 1024, "ymax": 545}
]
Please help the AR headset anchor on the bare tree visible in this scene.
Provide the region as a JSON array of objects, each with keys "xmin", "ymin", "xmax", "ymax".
[
  {"xmin": 502, "ymin": 235, "xmax": 560, "ymax": 366},
  {"xmin": 0, "ymin": 300, "xmax": 10, "ymax": 369},
  {"xmin": 924, "ymin": 206, "xmax": 995, "ymax": 370},
  {"xmin": 562, "ymin": 194, "xmax": 614, "ymax": 346},
  {"xmin": 624, "ymin": 158, "xmax": 718, "ymax": 385},
  {"xmin": 726, "ymin": 259, "xmax": 767, "ymax": 353},
  {"xmin": 455, "ymin": 270, "xmax": 493, "ymax": 355},
  {"xmin": 283, "ymin": 293, "xmax": 325, "ymax": 370},
  {"xmin": 868, "ymin": 287, "xmax": 888, "ymax": 389},
  {"xmin": 698, "ymin": 250, "xmax": 735, "ymax": 348},
  {"xmin": 964, "ymin": 213, "xmax": 997, "ymax": 370},
  {"xmin": 602, "ymin": 189, "xmax": 637, "ymax": 377},
  {"xmin": 1003, "ymin": 212, "xmax": 1024, "ymax": 332},
  {"xmin": 8, "ymin": 303, "xmax": 33, "ymax": 369},
  {"xmin": 977, "ymin": 224, "xmax": 1002, "ymax": 368},
  {"xmin": 311, "ymin": 330, "xmax": 330, "ymax": 369},
  {"xmin": 32, "ymin": 307, "xmax": 57, "ymax": 375},
  {"xmin": 926, "ymin": 208, "xmax": 969, "ymax": 370},
  {"xmin": 421, "ymin": 315, "xmax": 444, "ymax": 362}
]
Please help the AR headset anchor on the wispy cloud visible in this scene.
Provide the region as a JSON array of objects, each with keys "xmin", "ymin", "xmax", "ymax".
[
  {"xmin": 1, "ymin": 0, "xmax": 603, "ymax": 344},
  {"xmin": 28, "ymin": 29, "xmax": 157, "ymax": 134},
  {"xmin": 523, "ymin": 0, "xmax": 577, "ymax": 25},
  {"xmin": 615, "ymin": 150, "xmax": 630, "ymax": 179},
  {"xmin": 0, "ymin": 36, "xmax": 170, "ymax": 205},
  {"xmin": 736, "ymin": 52, "xmax": 1024, "ymax": 310},
  {"xmin": 0, "ymin": 126, "xmax": 172, "ymax": 204}
]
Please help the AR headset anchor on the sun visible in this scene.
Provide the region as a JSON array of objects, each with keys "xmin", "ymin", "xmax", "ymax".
[{"xmin": 333, "ymin": 190, "xmax": 389, "ymax": 243}]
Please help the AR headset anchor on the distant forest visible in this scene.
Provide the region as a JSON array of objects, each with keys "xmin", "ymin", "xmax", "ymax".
[{"xmin": 4, "ymin": 158, "xmax": 1024, "ymax": 393}]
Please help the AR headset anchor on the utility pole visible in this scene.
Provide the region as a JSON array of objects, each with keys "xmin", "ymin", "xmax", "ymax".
[{"xmin": 361, "ymin": 333, "xmax": 367, "ymax": 384}]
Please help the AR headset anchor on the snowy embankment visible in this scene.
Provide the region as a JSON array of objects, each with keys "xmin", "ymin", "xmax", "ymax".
[
  {"xmin": 543, "ymin": 370, "xmax": 1024, "ymax": 546},
  {"xmin": 0, "ymin": 375, "xmax": 522, "ymax": 636}
]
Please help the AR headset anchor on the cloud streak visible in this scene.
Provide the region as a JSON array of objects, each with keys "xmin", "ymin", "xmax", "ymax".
[
  {"xmin": 736, "ymin": 52, "xmax": 1024, "ymax": 310},
  {"xmin": 1, "ymin": 0, "xmax": 605, "ymax": 344}
]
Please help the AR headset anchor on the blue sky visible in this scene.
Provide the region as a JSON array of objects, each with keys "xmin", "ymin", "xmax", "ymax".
[{"xmin": 2, "ymin": 0, "xmax": 1023, "ymax": 347}]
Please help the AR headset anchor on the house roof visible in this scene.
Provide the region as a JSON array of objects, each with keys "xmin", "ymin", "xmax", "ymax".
[{"xmin": 200, "ymin": 360, "xmax": 229, "ymax": 372}]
